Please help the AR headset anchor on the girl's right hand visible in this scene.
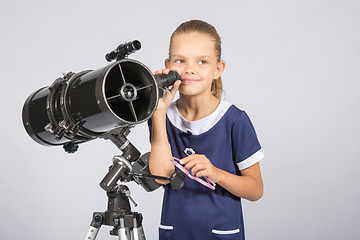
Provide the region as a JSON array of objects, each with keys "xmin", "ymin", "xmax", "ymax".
[{"xmin": 153, "ymin": 69, "xmax": 181, "ymax": 114}]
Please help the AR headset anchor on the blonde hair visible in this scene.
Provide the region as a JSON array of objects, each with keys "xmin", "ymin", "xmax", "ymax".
[{"xmin": 169, "ymin": 20, "xmax": 224, "ymax": 99}]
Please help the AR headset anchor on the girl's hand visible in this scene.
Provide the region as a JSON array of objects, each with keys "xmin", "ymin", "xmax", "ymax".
[
  {"xmin": 180, "ymin": 154, "xmax": 223, "ymax": 183},
  {"xmin": 153, "ymin": 69, "xmax": 181, "ymax": 114},
  {"xmin": 181, "ymin": 154, "xmax": 264, "ymax": 200}
]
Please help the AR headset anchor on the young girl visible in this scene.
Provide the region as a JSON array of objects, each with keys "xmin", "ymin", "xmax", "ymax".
[{"xmin": 149, "ymin": 20, "xmax": 264, "ymax": 240}]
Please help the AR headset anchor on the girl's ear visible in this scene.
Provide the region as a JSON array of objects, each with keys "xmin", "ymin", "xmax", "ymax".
[
  {"xmin": 214, "ymin": 60, "xmax": 226, "ymax": 79},
  {"xmin": 165, "ymin": 59, "xmax": 170, "ymax": 69}
]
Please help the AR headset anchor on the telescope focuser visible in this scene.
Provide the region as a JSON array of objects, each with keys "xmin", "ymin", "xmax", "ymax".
[{"xmin": 105, "ymin": 40, "xmax": 142, "ymax": 62}]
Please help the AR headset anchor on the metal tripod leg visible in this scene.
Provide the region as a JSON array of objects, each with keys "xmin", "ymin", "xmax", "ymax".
[
  {"xmin": 117, "ymin": 213, "xmax": 146, "ymax": 240},
  {"xmin": 130, "ymin": 213, "xmax": 146, "ymax": 240},
  {"xmin": 84, "ymin": 214, "xmax": 104, "ymax": 240},
  {"xmin": 84, "ymin": 225, "xmax": 100, "ymax": 240},
  {"xmin": 118, "ymin": 217, "xmax": 129, "ymax": 240}
]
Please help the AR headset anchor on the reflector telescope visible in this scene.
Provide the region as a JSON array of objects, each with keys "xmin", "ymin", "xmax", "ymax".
[{"xmin": 22, "ymin": 57, "xmax": 179, "ymax": 149}]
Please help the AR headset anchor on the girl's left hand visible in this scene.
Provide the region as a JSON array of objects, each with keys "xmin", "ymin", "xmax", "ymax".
[{"xmin": 180, "ymin": 154, "xmax": 222, "ymax": 183}]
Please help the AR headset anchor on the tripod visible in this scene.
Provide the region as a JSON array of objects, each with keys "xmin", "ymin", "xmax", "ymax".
[
  {"xmin": 83, "ymin": 151, "xmax": 185, "ymax": 240},
  {"xmin": 84, "ymin": 184, "xmax": 145, "ymax": 240}
]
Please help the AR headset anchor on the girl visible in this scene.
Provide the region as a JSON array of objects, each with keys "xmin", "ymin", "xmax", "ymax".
[{"xmin": 149, "ymin": 19, "xmax": 264, "ymax": 240}]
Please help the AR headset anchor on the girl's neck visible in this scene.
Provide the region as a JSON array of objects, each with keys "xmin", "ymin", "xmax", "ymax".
[{"xmin": 176, "ymin": 94, "xmax": 220, "ymax": 122}]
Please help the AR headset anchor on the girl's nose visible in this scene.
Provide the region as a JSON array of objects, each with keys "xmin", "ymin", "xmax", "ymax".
[
  {"xmin": 185, "ymin": 63, "xmax": 195, "ymax": 75},
  {"xmin": 185, "ymin": 70, "xmax": 195, "ymax": 75}
]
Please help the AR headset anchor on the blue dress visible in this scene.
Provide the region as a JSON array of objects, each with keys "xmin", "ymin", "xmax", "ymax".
[{"xmin": 149, "ymin": 101, "xmax": 264, "ymax": 240}]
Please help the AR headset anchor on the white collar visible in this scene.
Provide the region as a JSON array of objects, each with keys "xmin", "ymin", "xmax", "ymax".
[{"xmin": 167, "ymin": 100, "xmax": 232, "ymax": 135}]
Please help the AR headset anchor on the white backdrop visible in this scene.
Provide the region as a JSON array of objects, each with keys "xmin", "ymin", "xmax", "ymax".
[{"xmin": 1, "ymin": 0, "xmax": 359, "ymax": 239}]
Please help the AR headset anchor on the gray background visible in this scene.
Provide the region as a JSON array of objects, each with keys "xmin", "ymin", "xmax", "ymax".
[{"xmin": 1, "ymin": 0, "xmax": 359, "ymax": 239}]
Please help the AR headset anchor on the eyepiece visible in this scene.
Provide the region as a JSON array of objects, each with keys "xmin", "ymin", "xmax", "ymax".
[{"xmin": 154, "ymin": 70, "xmax": 181, "ymax": 88}]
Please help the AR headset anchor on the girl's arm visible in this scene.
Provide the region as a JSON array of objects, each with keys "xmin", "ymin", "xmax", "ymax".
[
  {"xmin": 149, "ymin": 69, "xmax": 181, "ymax": 184},
  {"xmin": 180, "ymin": 154, "xmax": 263, "ymax": 201},
  {"xmin": 149, "ymin": 110, "xmax": 174, "ymax": 183},
  {"xmin": 216, "ymin": 162, "xmax": 263, "ymax": 201}
]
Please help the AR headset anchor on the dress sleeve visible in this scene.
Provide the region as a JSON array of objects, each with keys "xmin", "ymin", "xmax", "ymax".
[{"xmin": 232, "ymin": 111, "xmax": 264, "ymax": 170}]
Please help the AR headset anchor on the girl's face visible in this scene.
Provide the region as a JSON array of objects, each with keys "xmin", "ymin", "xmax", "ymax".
[{"xmin": 166, "ymin": 32, "xmax": 225, "ymax": 98}]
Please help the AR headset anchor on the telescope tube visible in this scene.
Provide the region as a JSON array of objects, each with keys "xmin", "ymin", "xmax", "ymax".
[{"xmin": 22, "ymin": 59, "xmax": 180, "ymax": 147}]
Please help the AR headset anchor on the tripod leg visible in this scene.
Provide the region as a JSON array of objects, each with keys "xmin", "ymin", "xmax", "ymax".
[
  {"xmin": 118, "ymin": 217, "xmax": 130, "ymax": 240},
  {"xmin": 84, "ymin": 226, "xmax": 100, "ymax": 240},
  {"xmin": 132, "ymin": 225, "xmax": 146, "ymax": 240},
  {"xmin": 130, "ymin": 213, "xmax": 146, "ymax": 240},
  {"xmin": 84, "ymin": 213, "xmax": 104, "ymax": 240}
]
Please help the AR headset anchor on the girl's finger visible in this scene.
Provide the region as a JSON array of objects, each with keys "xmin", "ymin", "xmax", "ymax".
[
  {"xmin": 153, "ymin": 69, "xmax": 170, "ymax": 75},
  {"xmin": 169, "ymin": 80, "xmax": 181, "ymax": 94},
  {"xmin": 180, "ymin": 154, "xmax": 200, "ymax": 164},
  {"xmin": 162, "ymin": 69, "xmax": 171, "ymax": 74},
  {"xmin": 184, "ymin": 159, "xmax": 199, "ymax": 170},
  {"xmin": 191, "ymin": 163, "xmax": 206, "ymax": 176}
]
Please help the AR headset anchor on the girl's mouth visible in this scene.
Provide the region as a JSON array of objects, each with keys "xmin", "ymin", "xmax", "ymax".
[{"xmin": 181, "ymin": 78, "xmax": 200, "ymax": 84}]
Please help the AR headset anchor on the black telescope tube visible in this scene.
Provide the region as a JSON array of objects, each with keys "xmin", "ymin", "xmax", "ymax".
[{"xmin": 22, "ymin": 53, "xmax": 179, "ymax": 152}]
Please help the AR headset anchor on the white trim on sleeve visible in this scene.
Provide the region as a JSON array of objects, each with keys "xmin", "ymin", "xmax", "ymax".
[{"xmin": 237, "ymin": 149, "xmax": 265, "ymax": 170}]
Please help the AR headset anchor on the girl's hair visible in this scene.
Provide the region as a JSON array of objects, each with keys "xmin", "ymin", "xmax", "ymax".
[{"xmin": 169, "ymin": 19, "xmax": 224, "ymax": 99}]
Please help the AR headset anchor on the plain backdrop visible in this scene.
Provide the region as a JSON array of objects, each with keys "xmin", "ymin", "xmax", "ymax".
[{"xmin": 1, "ymin": 0, "xmax": 359, "ymax": 239}]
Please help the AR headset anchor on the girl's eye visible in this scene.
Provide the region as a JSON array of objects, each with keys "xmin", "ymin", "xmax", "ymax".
[
  {"xmin": 175, "ymin": 59, "xmax": 184, "ymax": 64},
  {"xmin": 198, "ymin": 60, "xmax": 207, "ymax": 65}
]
